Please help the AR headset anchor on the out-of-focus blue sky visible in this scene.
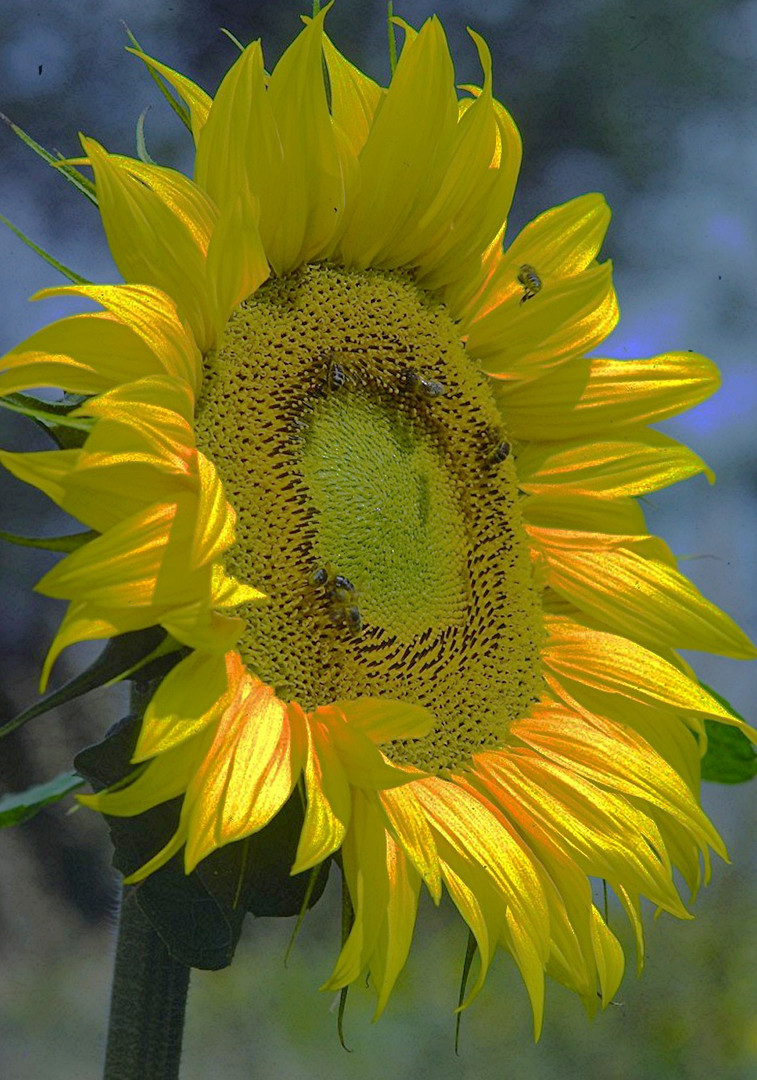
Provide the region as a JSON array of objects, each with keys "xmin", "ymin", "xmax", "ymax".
[{"xmin": 0, "ymin": 2, "xmax": 755, "ymax": 1076}]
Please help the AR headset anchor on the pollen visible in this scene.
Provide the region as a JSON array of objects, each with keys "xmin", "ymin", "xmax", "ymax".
[{"xmin": 195, "ymin": 265, "xmax": 544, "ymax": 772}]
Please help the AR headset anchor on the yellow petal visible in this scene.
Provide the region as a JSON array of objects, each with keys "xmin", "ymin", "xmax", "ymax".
[
  {"xmin": 78, "ymin": 732, "xmax": 207, "ymax": 816},
  {"xmin": 81, "ymin": 138, "xmax": 216, "ymax": 349},
  {"xmin": 194, "ymin": 40, "xmax": 282, "ymax": 222},
  {"xmin": 337, "ymin": 17, "xmax": 458, "ymax": 269},
  {"xmin": 59, "ymin": 452, "xmax": 192, "ymax": 534},
  {"xmin": 114, "ymin": 155, "xmax": 217, "ymax": 244},
  {"xmin": 523, "ymin": 492, "xmax": 648, "ymax": 536},
  {"xmin": 512, "ymin": 702, "xmax": 724, "ymax": 860},
  {"xmin": 36, "ymin": 497, "xmax": 207, "ymax": 607},
  {"xmin": 313, "ymin": 705, "xmax": 425, "ymax": 790},
  {"xmin": 333, "ymin": 696, "xmax": 436, "ymax": 743},
  {"xmin": 33, "ymin": 284, "xmax": 202, "ymax": 395},
  {"xmin": 210, "ymin": 564, "xmax": 267, "ymax": 608},
  {"xmin": 133, "ymin": 649, "xmax": 236, "ymax": 762},
  {"xmin": 322, "ymin": 33, "xmax": 383, "ymax": 159},
  {"xmin": 413, "ymin": 775, "xmax": 550, "ymax": 967},
  {"xmin": 0, "ymin": 447, "xmax": 78, "ymax": 506},
  {"xmin": 531, "ymin": 529, "xmax": 756, "ymax": 658},
  {"xmin": 321, "ymin": 789, "xmax": 389, "ymax": 990},
  {"xmin": 382, "ymin": 31, "xmax": 515, "ymax": 281},
  {"xmin": 544, "ymin": 616, "xmax": 753, "ymax": 734},
  {"xmin": 483, "ymin": 193, "xmax": 611, "ymax": 305},
  {"xmin": 435, "ymin": 833, "xmax": 506, "ymax": 1008},
  {"xmin": 183, "ymin": 676, "xmax": 300, "ymax": 870},
  {"xmin": 205, "ymin": 193, "xmax": 269, "ymax": 332},
  {"xmin": 590, "ymin": 907, "xmax": 625, "ymax": 1007},
  {"xmin": 516, "ymin": 427, "xmax": 714, "ymax": 498},
  {"xmin": 263, "ymin": 9, "xmax": 347, "ymax": 271},
  {"xmin": 73, "ymin": 373, "xmax": 196, "ymax": 460},
  {"xmin": 370, "ymin": 838, "xmax": 421, "ymax": 1019},
  {"xmin": 549, "ymin": 678, "xmax": 705, "ymax": 796},
  {"xmin": 292, "ymin": 708, "xmax": 352, "ymax": 873},
  {"xmin": 492, "ymin": 351, "xmax": 720, "ymax": 441},
  {"xmin": 380, "ymin": 782, "xmax": 442, "ymax": 903},
  {"xmin": 467, "ymin": 260, "xmax": 618, "ymax": 378},
  {"xmin": 160, "ymin": 601, "xmax": 245, "ymax": 654},
  {"xmin": 419, "ymin": 40, "xmax": 522, "ymax": 297},
  {"xmin": 40, "ymin": 598, "xmax": 164, "ymax": 690},
  {"xmin": 476, "ymin": 748, "xmax": 688, "ymax": 919},
  {"xmin": 192, "ymin": 451, "xmax": 237, "ymax": 565},
  {"xmin": 0, "ymin": 313, "xmax": 165, "ymax": 397}
]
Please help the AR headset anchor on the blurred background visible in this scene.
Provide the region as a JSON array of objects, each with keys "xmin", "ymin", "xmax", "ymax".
[{"xmin": 0, "ymin": 0, "xmax": 755, "ymax": 1077}]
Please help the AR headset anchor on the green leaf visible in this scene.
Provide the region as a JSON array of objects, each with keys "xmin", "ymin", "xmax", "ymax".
[
  {"xmin": 122, "ymin": 24, "xmax": 192, "ymax": 134},
  {"xmin": 0, "ymin": 213, "xmax": 91, "ymax": 285},
  {"xmin": 0, "ymin": 391, "xmax": 93, "ymax": 448},
  {"xmin": 700, "ymin": 685, "xmax": 757, "ymax": 784},
  {"xmin": 0, "ymin": 529, "xmax": 98, "ymax": 553},
  {"xmin": 0, "ymin": 111, "xmax": 98, "ymax": 205},
  {"xmin": 702, "ymin": 720, "xmax": 757, "ymax": 784},
  {"xmin": 0, "ymin": 391, "xmax": 92, "ymax": 428},
  {"xmin": 0, "ymin": 627, "xmax": 182, "ymax": 739},
  {"xmin": 0, "ymin": 771, "xmax": 84, "ymax": 827}
]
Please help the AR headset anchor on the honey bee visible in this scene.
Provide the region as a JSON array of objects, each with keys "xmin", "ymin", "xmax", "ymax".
[
  {"xmin": 400, "ymin": 368, "xmax": 445, "ymax": 399},
  {"xmin": 345, "ymin": 605, "xmax": 363, "ymax": 637},
  {"xmin": 332, "ymin": 574, "xmax": 356, "ymax": 602},
  {"xmin": 328, "ymin": 360, "xmax": 346, "ymax": 390},
  {"xmin": 317, "ymin": 570, "xmax": 363, "ymax": 637},
  {"xmin": 485, "ymin": 439, "xmax": 510, "ymax": 469},
  {"xmin": 517, "ymin": 264, "xmax": 542, "ymax": 304},
  {"xmin": 422, "ymin": 378, "xmax": 445, "ymax": 398}
]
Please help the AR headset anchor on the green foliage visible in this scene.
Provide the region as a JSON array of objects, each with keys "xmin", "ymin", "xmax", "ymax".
[
  {"xmin": 0, "ymin": 771, "xmax": 84, "ymax": 827},
  {"xmin": 701, "ymin": 685, "xmax": 756, "ymax": 784},
  {"xmin": 0, "ymin": 528, "xmax": 97, "ymax": 553},
  {"xmin": 701, "ymin": 721, "xmax": 757, "ymax": 784},
  {"xmin": 0, "ymin": 391, "xmax": 93, "ymax": 449},
  {"xmin": 0, "ymin": 627, "xmax": 182, "ymax": 740}
]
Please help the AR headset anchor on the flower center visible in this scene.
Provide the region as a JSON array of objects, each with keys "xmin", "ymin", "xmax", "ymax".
[{"xmin": 195, "ymin": 265, "xmax": 543, "ymax": 772}]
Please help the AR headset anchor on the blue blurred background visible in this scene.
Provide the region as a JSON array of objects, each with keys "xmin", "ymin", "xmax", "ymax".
[{"xmin": 0, "ymin": 1, "xmax": 755, "ymax": 1077}]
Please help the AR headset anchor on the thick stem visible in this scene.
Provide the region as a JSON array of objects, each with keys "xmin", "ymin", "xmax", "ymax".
[
  {"xmin": 103, "ymin": 676, "xmax": 191, "ymax": 1079},
  {"xmin": 104, "ymin": 884, "xmax": 190, "ymax": 1080}
]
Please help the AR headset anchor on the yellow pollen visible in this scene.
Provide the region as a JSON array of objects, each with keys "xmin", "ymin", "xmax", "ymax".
[{"xmin": 195, "ymin": 265, "xmax": 544, "ymax": 772}]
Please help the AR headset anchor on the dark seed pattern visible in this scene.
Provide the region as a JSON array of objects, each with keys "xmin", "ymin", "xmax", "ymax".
[{"xmin": 194, "ymin": 265, "xmax": 544, "ymax": 772}]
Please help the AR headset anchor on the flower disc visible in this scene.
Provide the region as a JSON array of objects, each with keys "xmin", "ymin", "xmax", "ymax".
[{"xmin": 196, "ymin": 265, "xmax": 543, "ymax": 772}]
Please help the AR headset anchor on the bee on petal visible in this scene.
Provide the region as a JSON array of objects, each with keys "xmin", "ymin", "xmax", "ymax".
[{"xmin": 517, "ymin": 264, "xmax": 542, "ymax": 304}]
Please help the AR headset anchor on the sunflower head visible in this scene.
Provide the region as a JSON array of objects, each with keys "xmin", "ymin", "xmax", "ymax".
[{"xmin": 1, "ymin": 10, "xmax": 754, "ymax": 1037}]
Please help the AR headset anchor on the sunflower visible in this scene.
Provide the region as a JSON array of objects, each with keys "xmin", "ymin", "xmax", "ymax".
[{"xmin": 1, "ymin": 12, "xmax": 754, "ymax": 1035}]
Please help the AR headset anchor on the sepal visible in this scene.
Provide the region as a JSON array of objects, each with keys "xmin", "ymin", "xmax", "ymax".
[{"xmin": 0, "ymin": 391, "xmax": 93, "ymax": 449}]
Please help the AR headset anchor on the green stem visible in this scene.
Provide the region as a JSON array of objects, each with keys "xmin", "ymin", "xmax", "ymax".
[
  {"xmin": 104, "ymin": 885, "xmax": 190, "ymax": 1080},
  {"xmin": 104, "ymin": 677, "xmax": 191, "ymax": 1079}
]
